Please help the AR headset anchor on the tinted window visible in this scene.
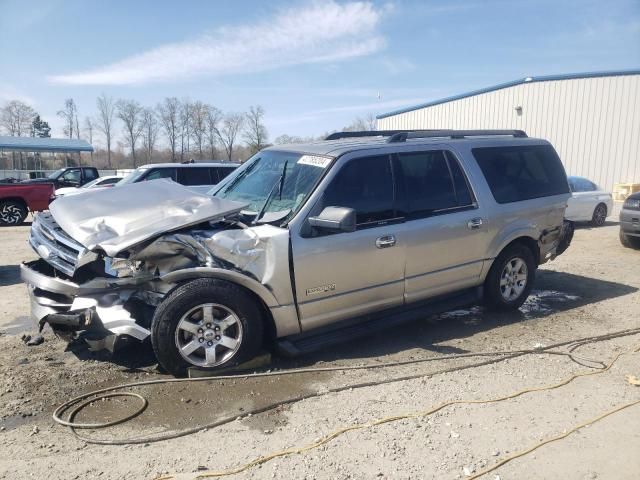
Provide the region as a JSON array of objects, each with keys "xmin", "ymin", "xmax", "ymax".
[
  {"xmin": 98, "ymin": 177, "xmax": 121, "ymax": 186},
  {"xmin": 324, "ymin": 155, "xmax": 394, "ymax": 226},
  {"xmin": 215, "ymin": 167, "xmax": 236, "ymax": 183},
  {"xmin": 177, "ymin": 167, "xmax": 211, "ymax": 186},
  {"xmin": 397, "ymin": 151, "xmax": 474, "ymax": 218},
  {"xmin": 84, "ymin": 169, "xmax": 98, "ymax": 181},
  {"xmin": 145, "ymin": 168, "xmax": 176, "ymax": 181},
  {"xmin": 568, "ymin": 176, "xmax": 597, "ymax": 192},
  {"xmin": 472, "ymin": 145, "xmax": 569, "ymax": 204}
]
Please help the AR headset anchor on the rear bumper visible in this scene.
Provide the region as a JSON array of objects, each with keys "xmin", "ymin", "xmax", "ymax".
[{"xmin": 21, "ymin": 260, "xmax": 151, "ymax": 351}]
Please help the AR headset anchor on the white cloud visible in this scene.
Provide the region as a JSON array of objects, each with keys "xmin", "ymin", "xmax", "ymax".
[{"xmin": 48, "ymin": 1, "xmax": 387, "ymax": 86}]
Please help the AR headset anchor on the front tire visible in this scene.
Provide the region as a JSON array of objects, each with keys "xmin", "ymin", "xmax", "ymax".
[
  {"xmin": 151, "ymin": 278, "xmax": 263, "ymax": 377},
  {"xmin": 591, "ymin": 203, "xmax": 607, "ymax": 227},
  {"xmin": 0, "ymin": 200, "xmax": 28, "ymax": 226},
  {"xmin": 484, "ymin": 243, "xmax": 536, "ymax": 311}
]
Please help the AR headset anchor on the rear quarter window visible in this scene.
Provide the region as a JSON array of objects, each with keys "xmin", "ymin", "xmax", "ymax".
[{"xmin": 472, "ymin": 145, "xmax": 569, "ymax": 204}]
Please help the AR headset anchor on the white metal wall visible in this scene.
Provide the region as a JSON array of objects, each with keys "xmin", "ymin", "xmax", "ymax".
[{"xmin": 378, "ymin": 75, "xmax": 640, "ymax": 191}]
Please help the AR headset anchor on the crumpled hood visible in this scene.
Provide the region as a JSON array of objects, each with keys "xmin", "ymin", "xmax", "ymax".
[{"xmin": 49, "ymin": 179, "xmax": 247, "ymax": 257}]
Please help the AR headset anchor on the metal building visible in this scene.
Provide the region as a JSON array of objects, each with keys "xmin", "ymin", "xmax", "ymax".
[{"xmin": 377, "ymin": 70, "xmax": 640, "ymax": 191}]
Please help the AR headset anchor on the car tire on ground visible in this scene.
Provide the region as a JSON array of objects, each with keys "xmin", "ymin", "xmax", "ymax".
[
  {"xmin": 151, "ymin": 278, "xmax": 263, "ymax": 377},
  {"xmin": 0, "ymin": 200, "xmax": 28, "ymax": 226},
  {"xmin": 591, "ymin": 203, "xmax": 607, "ymax": 227},
  {"xmin": 620, "ymin": 229, "xmax": 640, "ymax": 250},
  {"xmin": 483, "ymin": 243, "xmax": 536, "ymax": 311}
]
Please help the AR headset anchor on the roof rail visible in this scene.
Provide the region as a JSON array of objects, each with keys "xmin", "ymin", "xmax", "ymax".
[
  {"xmin": 387, "ymin": 129, "xmax": 527, "ymax": 143},
  {"xmin": 324, "ymin": 130, "xmax": 439, "ymax": 141}
]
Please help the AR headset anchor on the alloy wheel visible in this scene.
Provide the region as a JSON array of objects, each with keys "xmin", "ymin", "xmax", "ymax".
[
  {"xmin": 174, "ymin": 303, "xmax": 243, "ymax": 368},
  {"xmin": 500, "ymin": 257, "xmax": 528, "ymax": 301}
]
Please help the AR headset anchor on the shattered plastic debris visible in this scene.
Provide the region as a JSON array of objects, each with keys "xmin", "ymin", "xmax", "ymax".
[{"xmin": 626, "ymin": 375, "xmax": 640, "ymax": 386}]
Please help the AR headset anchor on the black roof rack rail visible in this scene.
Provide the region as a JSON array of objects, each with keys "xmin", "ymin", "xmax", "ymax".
[
  {"xmin": 387, "ymin": 129, "xmax": 528, "ymax": 143},
  {"xmin": 324, "ymin": 130, "xmax": 438, "ymax": 141},
  {"xmin": 325, "ymin": 129, "xmax": 528, "ymax": 142}
]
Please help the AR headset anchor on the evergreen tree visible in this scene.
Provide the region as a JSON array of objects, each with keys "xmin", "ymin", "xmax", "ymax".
[{"xmin": 31, "ymin": 115, "xmax": 51, "ymax": 138}]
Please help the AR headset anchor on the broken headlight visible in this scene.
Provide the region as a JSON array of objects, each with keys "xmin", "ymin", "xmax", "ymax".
[{"xmin": 104, "ymin": 257, "xmax": 140, "ymax": 278}]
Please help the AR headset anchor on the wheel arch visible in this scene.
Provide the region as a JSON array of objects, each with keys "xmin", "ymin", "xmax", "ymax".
[
  {"xmin": 0, "ymin": 196, "xmax": 28, "ymax": 210},
  {"xmin": 160, "ymin": 267, "xmax": 279, "ymax": 343}
]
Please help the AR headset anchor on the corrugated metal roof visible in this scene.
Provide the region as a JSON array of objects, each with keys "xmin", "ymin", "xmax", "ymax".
[
  {"xmin": 377, "ymin": 69, "xmax": 640, "ymax": 119},
  {"xmin": 0, "ymin": 136, "xmax": 94, "ymax": 152}
]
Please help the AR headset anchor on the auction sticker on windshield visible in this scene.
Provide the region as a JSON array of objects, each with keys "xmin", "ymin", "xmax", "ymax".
[{"xmin": 298, "ymin": 155, "xmax": 332, "ymax": 168}]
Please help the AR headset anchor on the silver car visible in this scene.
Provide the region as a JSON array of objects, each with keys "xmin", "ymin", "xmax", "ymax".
[{"xmin": 21, "ymin": 130, "xmax": 573, "ymax": 376}]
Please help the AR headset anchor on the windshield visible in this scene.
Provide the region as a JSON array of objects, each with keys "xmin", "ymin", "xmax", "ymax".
[
  {"xmin": 47, "ymin": 168, "xmax": 65, "ymax": 179},
  {"xmin": 214, "ymin": 150, "xmax": 330, "ymax": 219},
  {"xmin": 117, "ymin": 168, "xmax": 149, "ymax": 185}
]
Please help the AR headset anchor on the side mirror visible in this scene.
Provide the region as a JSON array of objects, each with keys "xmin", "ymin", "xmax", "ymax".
[{"xmin": 308, "ymin": 206, "xmax": 356, "ymax": 233}]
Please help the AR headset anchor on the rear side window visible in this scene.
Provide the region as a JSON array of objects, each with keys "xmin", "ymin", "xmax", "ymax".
[
  {"xmin": 84, "ymin": 169, "xmax": 98, "ymax": 181},
  {"xmin": 472, "ymin": 145, "xmax": 569, "ymax": 204},
  {"xmin": 568, "ymin": 176, "xmax": 597, "ymax": 192},
  {"xmin": 177, "ymin": 167, "xmax": 212, "ymax": 186},
  {"xmin": 397, "ymin": 150, "xmax": 475, "ymax": 218},
  {"xmin": 210, "ymin": 167, "xmax": 236, "ymax": 183},
  {"xmin": 324, "ymin": 155, "xmax": 395, "ymax": 226}
]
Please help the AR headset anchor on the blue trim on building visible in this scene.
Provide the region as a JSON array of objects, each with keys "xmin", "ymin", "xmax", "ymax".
[
  {"xmin": 0, "ymin": 136, "xmax": 94, "ymax": 153},
  {"xmin": 377, "ymin": 69, "xmax": 640, "ymax": 119}
]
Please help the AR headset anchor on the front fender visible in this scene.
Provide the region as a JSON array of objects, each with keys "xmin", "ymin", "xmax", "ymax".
[{"xmin": 160, "ymin": 267, "xmax": 280, "ymax": 308}]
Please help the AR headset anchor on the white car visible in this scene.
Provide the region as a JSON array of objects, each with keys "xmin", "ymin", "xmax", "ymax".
[
  {"xmin": 55, "ymin": 176, "xmax": 122, "ymax": 197},
  {"xmin": 565, "ymin": 176, "xmax": 613, "ymax": 226}
]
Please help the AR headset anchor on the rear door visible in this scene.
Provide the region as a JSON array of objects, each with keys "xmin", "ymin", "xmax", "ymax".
[{"xmin": 397, "ymin": 149, "xmax": 490, "ymax": 302}]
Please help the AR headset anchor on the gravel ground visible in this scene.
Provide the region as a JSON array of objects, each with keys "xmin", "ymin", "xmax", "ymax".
[{"xmin": 0, "ymin": 216, "xmax": 639, "ymax": 480}]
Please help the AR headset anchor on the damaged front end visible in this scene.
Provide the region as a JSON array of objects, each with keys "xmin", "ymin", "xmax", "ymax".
[{"xmin": 21, "ymin": 180, "xmax": 296, "ymax": 353}]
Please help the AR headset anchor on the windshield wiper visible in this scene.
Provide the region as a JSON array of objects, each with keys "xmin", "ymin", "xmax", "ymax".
[{"xmin": 254, "ymin": 160, "xmax": 288, "ymax": 224}]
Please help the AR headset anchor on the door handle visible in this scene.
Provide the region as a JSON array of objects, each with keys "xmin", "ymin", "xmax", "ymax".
[
  {"xmin": 375, "ymin": 235, "xmax": 396, "ymax": 249},
  {"xmin": 467, "ymin": 217, "xmax": 483, "ymax": 230}
]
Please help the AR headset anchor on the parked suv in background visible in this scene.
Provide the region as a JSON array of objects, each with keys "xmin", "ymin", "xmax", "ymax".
[
  {"xmin": 118, "ymin": 162, "xmax": 238, "ymax": 193},
  {"xmin": 620, "ymin": 192, "xmax": 640, "ymax": 249},
  {"xmin": 22, "ymin": 130, "xmax": 573, "ymax": 376},
  {"xmin": 24, "ymin": 166, "xmax": 100, "ymax": 189}
]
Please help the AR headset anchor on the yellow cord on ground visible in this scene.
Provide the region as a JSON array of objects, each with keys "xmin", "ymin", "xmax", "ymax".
[{"xmin": 180, "ymin": 344, "xmax": 640, "ymax": 479}]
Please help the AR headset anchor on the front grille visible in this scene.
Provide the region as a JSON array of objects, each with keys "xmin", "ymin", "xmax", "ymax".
[{"xmin": 29, "ymin": 212, "xmax": 95, "ymax": 276}]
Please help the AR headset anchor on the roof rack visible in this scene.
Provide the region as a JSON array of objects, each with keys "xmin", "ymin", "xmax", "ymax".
[
  {"xmin": 387, "ymin": 129, "xmax": 527, "ymax": 143},
  {"xmin": 324, "ymin": 130, "xmax": 440, "ymax": 141},
  {"xmin": 324, "ymin": 129, "xmax": 527, "ymax": 142}
]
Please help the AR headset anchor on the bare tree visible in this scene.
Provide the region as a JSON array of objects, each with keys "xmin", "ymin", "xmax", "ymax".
[
  {"xmin": 83, "ymin": 117, "xmax": 94, "ymax": 163},
  {"xmin": 96, "ymin": 94, "xmax": 116, "ymax": 167},
  {"xmin": 190, "ymin": 101, "xmax": 209, "ymax": 159},
  {"xmin": 179, "ymin": 99, "xmax": 192, "ymax": 161},
  {"xmin": 1, "ymin": 100, "xmax": 37, "ymax": 168},
  {"xmin": 140, "ymin": 108, "xmax": 159, "ymax": 163},
  {"xmin": 205, "ymin": 106, "xmax": 222, "ymax": 160},
  {"xmin": 216, "ymin": 113, "xmax": 245, "ymax": 161},
  {"xmin": 116, "ymin": 99, "xmax": 143, "ymax": 167},
  {"xmin": 0, "ymin": 100, "xmax": 36, "ymax": 136},
  {"xmin": 157, "ymin": 97, "xmax": 180, "ymax": 161},
  {"xmin": 342, "ymin": 114, "xmax": 376, "ymax": 132},
  {"xmin": 57, "ymin": 98, "xmax": 79, "ymax": 139},
  {"xmin": 365, "ymin": 112, "xmax": 377, "ymax": 131},
  {"xmin": 243, "ymin": 105, "xmax": 268, "ymax": 155}
]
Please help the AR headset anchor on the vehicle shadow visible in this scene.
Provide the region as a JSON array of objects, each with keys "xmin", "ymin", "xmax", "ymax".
[
  {"xmin": 283, "ymin": 269, "xmax": 637, "ymax": 367},
  {"xmin": 573, "ymin": 220, "xmax": 619, "ymax": 229},
  {"xmin": 0, "ymin": 265, "xmax": 21, "ymax": 287},
  {"xmin": 62, "ymin": 270, "xmax": 637, "ymax": 373}
]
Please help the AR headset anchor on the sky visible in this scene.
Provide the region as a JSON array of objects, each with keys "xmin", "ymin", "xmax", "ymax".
[{"xmin": 0, "ymin": 0, "xmax": 639, "ymax": 148}]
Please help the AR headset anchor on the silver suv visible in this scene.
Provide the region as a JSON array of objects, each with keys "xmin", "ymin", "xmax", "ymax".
[{"xmin": 21, "ymin": 130, "xmax": 573, "ymax": 376}]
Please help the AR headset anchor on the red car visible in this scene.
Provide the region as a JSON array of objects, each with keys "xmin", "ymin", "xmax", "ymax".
[{"xmin": 0, "ymin": 182, "xmax": 55, "ymax": 225}]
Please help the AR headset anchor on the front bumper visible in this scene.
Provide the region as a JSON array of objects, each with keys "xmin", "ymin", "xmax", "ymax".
[
  {"xmin": 620, "ymin": 208, "xmax": 640, "ymax": 237},
  {"xmin": 21, "ymin": 260, "xmax": 151, "ymax": 351}
]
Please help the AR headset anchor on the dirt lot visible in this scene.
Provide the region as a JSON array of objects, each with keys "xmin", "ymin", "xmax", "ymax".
[{"xmin": 1, "ymin": 216, "xmax": 639, "ymax": 480}]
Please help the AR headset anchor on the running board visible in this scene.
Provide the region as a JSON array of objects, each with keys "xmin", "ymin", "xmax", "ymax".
[{"xmin": 277, "ymin": 288, "xmax": 481, "ymax": 357}]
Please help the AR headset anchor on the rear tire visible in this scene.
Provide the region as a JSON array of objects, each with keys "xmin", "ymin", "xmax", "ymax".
[
  {"xmin": 0, "ymin": 200, "xmax": 28, "ymax": 226},
  {"xmin": 620, "ymin": 229, "xmax": 640, "ymax": 249},
  {"xmin": 591, "ymin": 203, "xmax": 607, "ymax": 227},
  {"xmin": 151, "ymin": 278, "xmax": 263, "ymax": 377},
  {"xmin": 484, "ymin": 243, "xmax": 536, "ymax": 311}
]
